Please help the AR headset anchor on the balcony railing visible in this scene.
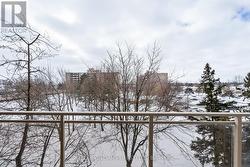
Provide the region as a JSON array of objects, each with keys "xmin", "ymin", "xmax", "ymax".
[{"xmin": 0, "ymin": 111, "xmax": 249, "ymax": 167}]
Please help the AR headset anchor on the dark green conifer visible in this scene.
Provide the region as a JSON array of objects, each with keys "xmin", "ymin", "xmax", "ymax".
[
  {"xmin": 243, "ymin": 72, "xmax": 250, "ymax": 99},
  {"xmin": 191, "ymin": 63, "xmax": 231, "ymax": 167}
]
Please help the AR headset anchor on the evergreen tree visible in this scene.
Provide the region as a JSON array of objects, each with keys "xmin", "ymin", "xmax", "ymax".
[
  {"xmin": 243, "ymin": 72, "xmax": 250, "ymax": 99},
  {"xmin": 200, "ymin": 63, "xmax": 223, "ymax": 115},
  {"xmin": 242, "ymin": 72, "xmax": 250, "ymax": 166},
  {"xmin": 191, "ymin": 63, "xmax": 231, "ymax": 167}
]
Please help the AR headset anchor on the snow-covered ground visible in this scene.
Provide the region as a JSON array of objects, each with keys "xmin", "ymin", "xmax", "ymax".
[
  {"xmin": 91, "ymin": 126, "xmax": 201, "ymax": 167},
  {"xmin": 0, "ymin": 84, "xmax": 250, "ymax": 167},
  {"xmin": 181, "ymin": 84, "xmax": 250, "ymax": 112}
]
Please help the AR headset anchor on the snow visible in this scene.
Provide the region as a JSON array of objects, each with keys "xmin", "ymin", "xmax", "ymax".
[{"xmin": 0, "ymin": 84, "xmax": 250, "ymax": 166}]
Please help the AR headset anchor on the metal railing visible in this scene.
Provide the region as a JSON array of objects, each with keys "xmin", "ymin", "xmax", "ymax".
[{"xmin": 0, "ymin": 111, "xmax": 249, "ymax": 167}]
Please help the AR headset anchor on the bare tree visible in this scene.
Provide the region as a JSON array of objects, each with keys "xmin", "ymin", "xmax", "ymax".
[
  {"xmin": 40, "ymin": 69, "xmax": 92, "ymax": 167},
  {"xmin": 78, "ymin": 42, "xmax": 187, "ymax": 167},
  {"xmin": 0, "ymin": 26, "xmax": 59, "ymax": 167}
]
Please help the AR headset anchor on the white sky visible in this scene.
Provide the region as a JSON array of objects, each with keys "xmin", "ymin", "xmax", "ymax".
[{"xmin": 3, "ymin": 0, "xmax": 250, "ymax": 82}]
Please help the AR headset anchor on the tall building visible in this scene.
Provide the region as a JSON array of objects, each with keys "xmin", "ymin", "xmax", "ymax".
[
  {"xmin": 65, "ymin": 72, "xmax": 83, "ymax": 85},
  {"xmin": 0, "ymin": 79, "xmax": 8, "ymax": 89},
  {"xmin": 86, "ymin": 68, "xmax": 119, "ymax": 83},
  {"xmin": 140, "ymin": 71, "xmax": 168, "ymax": 96}
]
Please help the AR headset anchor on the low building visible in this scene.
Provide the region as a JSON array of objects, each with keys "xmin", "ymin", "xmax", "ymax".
[{"xmin": 140, "ymin": 71, "xmax": 168, "ymax": 96}]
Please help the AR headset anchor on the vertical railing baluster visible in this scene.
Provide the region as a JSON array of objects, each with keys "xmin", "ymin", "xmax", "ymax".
[
  {"xmin": 148, "ymin": 115, "xmax": 154, "ymax": 167},
  {"xmin": 60, "ymin": 115, "xmax": 65, "ymax": 167},
  {"xmin": 234, "ymin": 116, "xmax": 242, "ymax": 167}
]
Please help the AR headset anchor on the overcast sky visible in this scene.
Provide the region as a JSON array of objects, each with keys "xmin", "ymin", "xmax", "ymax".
[{"xmin": 21, "ymin": 0, "xmax": 250, "ymax": 82}]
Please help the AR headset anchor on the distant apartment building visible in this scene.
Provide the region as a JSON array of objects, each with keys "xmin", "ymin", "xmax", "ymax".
[
  {"xmin": 0, "ymin": 79, "xmax": 9, "ymax": 89},
  {"xmin": 0, "ymin": 79, "xmax": 5, "ymax": 86},
  {"xmin": 0, "ymin": 80, "xmax": 10, "ymax": 95},
  {"xmin": 77, "ymin": 68, "xmax": 120, "ymax": 97},
  {"xmin": 65, "ymin": 72, "xmax": 84, "ymax": 86},
  {"xmin": 86, "ymin": 68, "xmax": 119, "ymax": 83},
  {"xmin": 140, "ymin": 71, "xmax": 168, "ymax": 95},
  {"xmin": 0, "ymin": 80, "xmax": 5, "ymax": 94},
  {"xmin": 66, "ymin": 69, "xmax": 168, "ymax": 96},
  {"xmin": 66, "ymin": 69, "xmax": 119, "ymax": 85}
]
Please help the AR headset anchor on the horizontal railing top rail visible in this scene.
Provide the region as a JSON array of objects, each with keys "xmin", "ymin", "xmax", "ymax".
[
  {"xmin": 0, "ymin": 111, "xmax": 250, "ymax": 116},
  {"xmin": 0, "ymin": 111, "xmax": 248, "ymax": 167}
]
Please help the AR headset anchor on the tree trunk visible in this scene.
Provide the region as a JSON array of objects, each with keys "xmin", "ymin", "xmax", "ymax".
[
  {"xmin": 15, "ymin": 44, "xmax": 31, "ymax": 167},
  {"xmin": 40, "ymin": 128, "xmax": 54, "ymax": 167},
  {"xmin": 15, "ymin": 123, "xmax": 29, "ymax": 167},
  {"xmin": 27, "ymin": 44, "xmax": 31, "ymax": 111},
  {"xmin": 213, "ymin": 127, "xmax": 220, "ymax": 167},
  {"xmin": 126, "ymin": 160, "xmax": 132, "ymax": 167}
]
